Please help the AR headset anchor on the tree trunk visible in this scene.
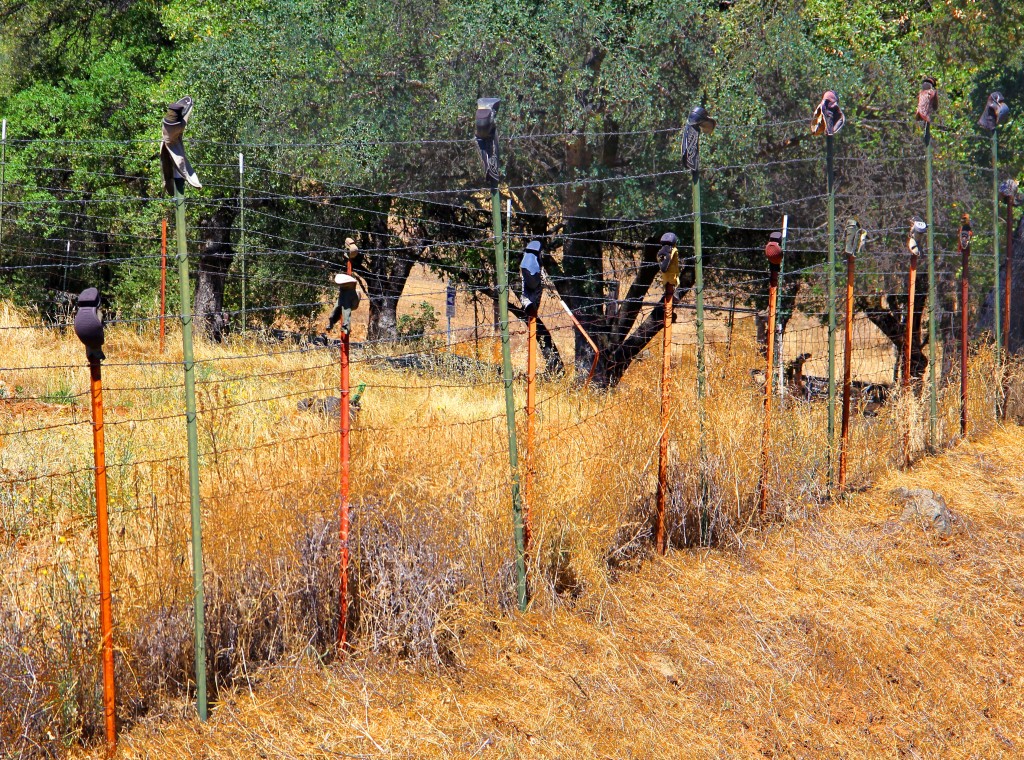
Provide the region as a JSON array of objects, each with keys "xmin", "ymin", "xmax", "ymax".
[
  {"xmin": 859, "ymin": 266, "xmax": 928, "ymax": 384},
  {"xmin": 193, "ymin": 201, "xmax": 237, "ymax": 342},
  {"xmin": 356, "ymin": 217, "xmax": 422, "ymax": 343}
]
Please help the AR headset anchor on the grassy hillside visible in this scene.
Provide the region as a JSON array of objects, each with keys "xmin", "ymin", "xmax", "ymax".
[
  {"xmin": 0, "ymin": 299, "xmax": 1013, "ymax": 756},
  {"xmin": 82, "ymin": 424, "xmax": 1024, "ymax": 759}
]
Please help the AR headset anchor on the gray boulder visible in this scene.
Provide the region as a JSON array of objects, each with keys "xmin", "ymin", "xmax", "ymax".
[{"xmin": 893, "ymin": 487, "xmax": 954, "ymax": 536}]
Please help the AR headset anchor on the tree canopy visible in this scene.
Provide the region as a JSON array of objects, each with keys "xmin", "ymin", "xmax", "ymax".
[{"xmin": 2, "ymin": 0, "xmax": 1023, "ymax": 381}]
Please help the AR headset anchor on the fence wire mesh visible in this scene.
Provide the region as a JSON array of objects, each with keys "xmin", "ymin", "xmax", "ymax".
[{"xmin": 0, "ymin": 118, "xmax": 1017, "ymax": 753}]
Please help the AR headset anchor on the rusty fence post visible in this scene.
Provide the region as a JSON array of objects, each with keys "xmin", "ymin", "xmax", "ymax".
[
  {"xmin": 525, "ymin": 312, "xmax": 536, "ymax": 550},
  {"xmin": 657, "ymin": 282, "xmax": 672, "ymax": 554},
  {"xmin": 959, "ymin": 216, "xmax": 972, "ymax": 437},
  {"xmin": 838, "ymin": 219, "xmax": 865, "ymax": 491},
  {"xmin": 1003, "ymin": 189, "xmax": 1014, "ymax": 363},
  {"xmin": 999, "ymin": 182, "xmax": 1019, "ymax": 420},
  {"xmin": 74, "ymin": 288, "xmax": 117, "ymax": 755},
  {"xmin": 520, "ymin": 239, "xmax": 543, "ymax": 553},
  {"xmin": 903, "ymin": 219, "xmax": 925, "ymax": 468},
  {"xmin": 655, "ymin": 233, "xmax": 680, "ymax": 554},
  {"xmin": 335, "ymin": 239, "xmax": 359, "ymax": 651},
  {"xmin": 758, "ymin": 232, "xmax": 783, "ymax": 514}
]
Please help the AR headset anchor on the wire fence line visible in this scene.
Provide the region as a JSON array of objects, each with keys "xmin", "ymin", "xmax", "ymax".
[{"xmin": 0, "ymin": 113, "xmax": 1019, "ymax": 755}]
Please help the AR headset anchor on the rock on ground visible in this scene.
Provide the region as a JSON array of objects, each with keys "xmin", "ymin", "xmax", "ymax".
[{"xmin": 893, "ymin": 487, "xmax": 954, "ymax": 536}]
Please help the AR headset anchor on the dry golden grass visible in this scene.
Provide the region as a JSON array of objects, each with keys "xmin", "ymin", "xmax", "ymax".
[
  {"xmin": 83, "ymin": 423, "xmax": 1024, "ymax": 760},
  {"xmin": 0, "ymin": 299, "xmax": 1013, "ymax": 757}
]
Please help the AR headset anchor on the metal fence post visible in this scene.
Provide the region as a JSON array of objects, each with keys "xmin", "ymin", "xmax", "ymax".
[
  {"xmin": 525, "ymin": 311, "xmax": 537, "ymax": 552},
  {"xmin": 1002, "ymin": 189, "xmax": 1016, "ymax": 420},
  {"xmin": 960, "ymin": 216, "xmax": 972, "ymax": 437},
  {"xmin": 993, "ymin": 129, "xmax": 1002, "ymax": 375},
  {"xmin": 839, "ymin": 219, "xmax": 864, "ymax": 490},
  {"xmin": 161, "ymin": 95, "xmax": 207, "ymax": 720},
  {"xmin": 475, "ymin": 97, "xmax": 526, "ymax": 611},
  {"xmin": 657, "ymin": 280, "xmax": 672, "ymax": 553},
  {"xmin": 338, "ymin": 252, "xmax": 354, "ymax": 651},
  {"xmin": 904, "ymin": 219, "xmax": 925, "ymax": 468},
  {"xmin": 0, "ymin": 119, "xmax": 6, "ymax": 250},
  {"xmin": 239, "ymin": 152, "xmax": 246, "ymax": 334},
  {"xmin": 826, "ymin": 134, "xmax": 837, "ymax": 487},
  {"xmin": 654, "ymin": 232, "xmax": 679, "ymax": 553},
  {"xmin": 758, "ymin": 235, "xmax": 782, "ymax": 514},
  {"xmin": 775, "ymin": 215, "xmax": 789, "ymax": 397},
  {"xmin": 1003, "ymin": 193, "xmax": 1014, "ymax": 361},
  {"xmin": 925, "ymin": 123, "xmax": 938, "ymax": 449},
  {"xmin": 174, "ymin": 177, "xmax": 207, "ymax": 719},
  {"xmin": 160, "ymin": 218, "xmax": 167, "ymax": 354},
  {"xmin": 74, "ymin": 288, "xmax": 117, "ymax": 755}
]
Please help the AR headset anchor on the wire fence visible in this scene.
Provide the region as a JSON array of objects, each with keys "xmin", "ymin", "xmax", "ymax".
[{"xmin": 0, "ymin": 115, "xmax": 1018, "ymax": 755}]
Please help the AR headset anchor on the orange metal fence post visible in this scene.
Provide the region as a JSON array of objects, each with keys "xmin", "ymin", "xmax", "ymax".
[
  {"xmin": 524, "ymin": 313, "xmax": 536, "ymax": 551},
  {"xmin": 74, "ymin": 288, "xmax": 116, "ymax": 755},
  {"xmin": 1003, "ymin": 194, "xmax": 1013, "ymax": 360},
  {"xmin": 903, "ymin": 223, "xmax": 921, "ymax": 468},
  {"xmin": 656, "ymin": 282, "xmax": 672, "ymax": 554},
  {"xmin": 1002, "ymin": 192, "xmax": 1014, "ymax": 420},
  {"xmin": 959, "ymin": 216, "xmax": 972, "ymax": 437},
  {"xmin": 338, "ymin": 309, "xmax": 350, "ymax": 651},
  {"xmin": 838, "ymin": 220, "xmax": 861, "ymax": 491},
  {"xmin": 654, "ymin": 233, "xmax": 680, "ymax": 554},
  {"xmin": 336, "ymin": 239, "xmax": 359, "ymax": 652},
  {"xmin": 758, "ymin": 234, "xmax": 782, "ymax": 514},
  {"xmin": 159, "ymin": 218, "xmax": 167, "ymax": 354},
  {"xmin": 89, "ymin": 357, "xmax": 117, "ymax": 755}
]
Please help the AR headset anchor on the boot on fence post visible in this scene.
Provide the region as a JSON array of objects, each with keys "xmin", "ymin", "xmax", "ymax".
[
  {"xmin": 979, "ymin": 93, "xmax": 1009, "ymax": 417},
  {"xmin": 74, "ymin": 288, "xmax": 117, "ymax": 756},
  {"xmin": 959, "ymin": 216, "xmax": 973, "ymax": 437},
  {"xmin": 682, "ymin": 105, "xmax": 716, "ymax": 542},
  {"xmin": 520, "ymin": 239, "xmax": 543, "ymax": 552},
  {"xmin": 160, "ymin": 95, "xmax": 207, "ymax": 721},
  {"xmin": 903, "ymin": 218, "xmax": 926, "ymax": 468},
  {"xmin": 758, "ymin": 232, "xmax": 783, "ymax": 515},
  {"xmin": 838, "ymin": 219, "xmax": 866, "ymax": 491},
  {"xmin": 475, "ymin": 97, "xmax": 527, "ymax": 611},
  {"xmin": 812, "ymin": 90, "xmax": 845, "ymax": 488}
]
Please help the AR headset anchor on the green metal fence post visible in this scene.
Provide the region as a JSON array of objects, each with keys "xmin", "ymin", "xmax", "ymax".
[
  {"xmin": 475, "ymin": 97, "xmax": 526, "ymax": 611},
  {"xmin": 0, "ymin": 119, "xmax": 7, "ymax": 250},
  {"xmin": 682, "ymin": 106, "xmax": 715, "ymax": 538},
  {"xmin": 493, "ymin": 187, "xmax": 526, "ymax": 611},
  {"xmin": 692, "ymin": 165, "xmax": 709, "ymax": 536},
  {"xmin": 925, "ymin": 123, "xmax": 938, "ymax": 449},
  {"xmin": 174, "ymin": 177, "xmax": 207, "ymax": 720},
  {"xmin": 239, "ymin": 152, "xmax": 246, "ymax": 335}
]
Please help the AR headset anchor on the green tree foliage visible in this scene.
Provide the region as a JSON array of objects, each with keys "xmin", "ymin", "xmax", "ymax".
[{"xmin": 0, "ymin": 0, "xmax": 1021, "ymax": 379}]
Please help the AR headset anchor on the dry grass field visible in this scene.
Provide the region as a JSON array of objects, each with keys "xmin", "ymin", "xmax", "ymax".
[
  {"xmin": 82, "ymin": 424, "xmax": 1024, "ymax": 759},
  {"xmin": 0, "ymin": 294, "xmax": 1012, "ymax": 758}
]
